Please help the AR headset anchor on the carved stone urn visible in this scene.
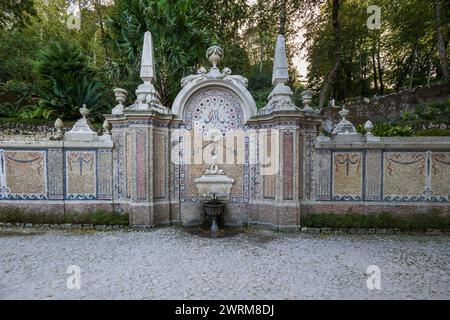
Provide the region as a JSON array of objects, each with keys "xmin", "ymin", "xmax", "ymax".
[
  {"xmin": 206, "ymin": 45, "xmax": 223, "ymax": 69},
  {"xmin": 112, "ymin": 88, "xmax": 128, "ymax": 116}
]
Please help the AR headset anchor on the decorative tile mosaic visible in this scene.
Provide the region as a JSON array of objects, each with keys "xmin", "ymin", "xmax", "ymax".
[
  {"xmin": 332, "ymin": 152, "xmax": 362, "ymax": 200},
  {"xmin": 283, "ymin": 132, "xmax": 294, "ymax": 200},
  {"xmin": 136, "ymin": 130, "xmax": 147, "ymax": 200},
  {"xmin": 126, "ymin": 132, "xmax": 133, "ymax": 198},
  {"xmin": 153, "ymin": 131, "xmax": 167, "ymax": 199},
  {"xmin": 47, "ymin": 148, "xmax": 64, "ymax": 200},
  {"xmin": 365, "ymin": 150, "xmax": 382, "ymax": 201},
  {"xmin": 298, "ymin": 132, "xmax": 303, "ymax": 199},
  {"xmin": 383, "ymin": 152, "xmax": 425, "ymax": 201},
  {"xmin": 66, "ymin": 151, "xmax": 96, "ymax": 200},
  {"xmin": 98, "ymin": 149, "xmax": 113, "ymax": 199},
  {"xmin": 430, "ymin": 152, "xmax": 450, "ymax": 201},
  {"xmin": 263, "ymin": 131, "xmax": 276, "ymax": 199},
  {"xmin": 179, "ymin": 87, "xmax": 250, "ymax": 203},
  {"xmin": 0, "ymin": 150, "xmax": 47, "ymax": 199},
  {"xmin": 183, "ymin": 87, "xmax": 244, "ymax": 136},
  {"xmin": 315, "ymin": 150, "xmax": 331, "ymax": 200}
]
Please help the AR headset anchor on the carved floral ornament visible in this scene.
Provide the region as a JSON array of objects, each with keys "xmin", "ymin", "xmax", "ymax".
[{"xmin": 172, "ymin": 46, "xmax": 257, "ymax": 122}]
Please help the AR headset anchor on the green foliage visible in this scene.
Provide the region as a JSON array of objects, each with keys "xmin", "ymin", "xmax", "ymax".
[
  {"xmin": 0, "ymin": 0, "xmax": 37, "ymax": 29},
  {"xmin": 415, "ymin": 128, "xmax": 450, "ymax": 136},
  {"xmin": 0, "ymin": 103, "xmax": 28, "ymax": 118},
  {"xmin": 106, "ymin": 0, "xmax": 216, "ymax": 106},
  {"xmin": 0, "ymin": 208, "xmax": 129, "ymax": 226},
  {"xmin": 301, "ymin": 210, "xmax": 450, "ymax": 230},
  {"xmin": 356, "ymin": 122, "xmax": 414, "ymax": 136},
  {"xmin": 357, "ymin": 100, "xmax": 450, "ymax": 136},
  {"xmin": 304, "ymin": 0, "xmax": 450, "ymax": 101},
  {"xmin": 34, "ymin": 40, "xmax": 106, "ymax": 120},
  {"xmin": 18, "ymin": 105, "xmax": 55, "ymax": 120},
  {"xmin": 401, "ymin": 101, "xmax": 450, "ymax": 130}
]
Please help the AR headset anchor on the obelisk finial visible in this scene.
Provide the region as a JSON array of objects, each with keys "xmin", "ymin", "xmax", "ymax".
[
  {"xmin": 258, "ymin": 34, "xmax": 297, "ymax": 115},
  {"xmin": 140, "ymin": 31, "xmax": 154, "ymax": 83},
  {"xmin": 272, "ymin": 34, "xmax": 289, "ymax": 86}
]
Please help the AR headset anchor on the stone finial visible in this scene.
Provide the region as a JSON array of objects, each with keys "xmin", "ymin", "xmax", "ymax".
[
  {"xmin": 331, "ymin": 106, "xmax": 357, "ymax": 135},
  {"xmin": 258, "ymin": 34, "xmax": 298, "ymax": 114},
  {"xmin": 55, "ymin": 118, "xmax": 64, "ymax": 132},
  {"xmin": 112, "ymin": 88, "xmax": 127, "ymax": 116},
  {"xmin": 364, "ymin": 120, "xmax": 374, "ymax": 135},
  {"xmin": 80, "ymin": 104, "xmax": 89, "ymax": 119},
  {"xmin": 127, "ymin": 31, "xmax": 170, "ymax": 114},
  {"xmin": 272, "ymin": 34, "xmax": 289, "ymax": 86},
  {"xmin": 301, "ymin": 90, "xmax": 315, "ymax": 113},
  {"xmin": 64, "ymin": 105, "xmax": 98, "ymax": 142},
  {"xmin": 140, "ymin": 31, "xmax": 154, "ymax": 82},
  {"xmin": 103, "ymin": 119, "xmax": 111, "ymax": 135},
  {"xmin": 206, "ymin": 46, "xmax": 223, "ymax": 69},
  {"xmin": 50, "ymin": 118, "xmax": 64, "ymax": 140}
]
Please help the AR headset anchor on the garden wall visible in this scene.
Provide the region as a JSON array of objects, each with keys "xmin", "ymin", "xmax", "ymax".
[
  {"xmin": 0, "ymin": 137, "xmax": 114, "ymax": 214},
  {"xmin": 304, "ymin": 135, "xmax": 450, "ymax": 216}
]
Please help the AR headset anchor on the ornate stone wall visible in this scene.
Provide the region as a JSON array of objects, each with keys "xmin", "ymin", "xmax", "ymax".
[
  {"xmin": 0, "ymin": 140, "xmax": 113, "ymax": 212},
  {"xmin": 310, "ymin": 136, "xmax": 450, "ymax": 216}
]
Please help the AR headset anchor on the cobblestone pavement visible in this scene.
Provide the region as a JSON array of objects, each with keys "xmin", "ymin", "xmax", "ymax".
[{"xmin": 0, "ymin": 227, "xmax": 449, "ymax": 300}]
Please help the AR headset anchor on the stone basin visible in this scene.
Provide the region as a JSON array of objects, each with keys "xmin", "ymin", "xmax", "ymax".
[{"xmin": 194, "ymin": 174, "xmax": 234, "ymax": 199}]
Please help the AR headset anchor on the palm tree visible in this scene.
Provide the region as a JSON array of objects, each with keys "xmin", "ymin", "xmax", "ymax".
[{"xmin": 105, "ymin": 0, "xmax": 216, "ymax": 107}]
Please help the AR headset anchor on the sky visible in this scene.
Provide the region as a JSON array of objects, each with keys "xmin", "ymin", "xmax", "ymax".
[{"xmin": 292, "ymin": 28, "xmax": 308, "ymax": 81}]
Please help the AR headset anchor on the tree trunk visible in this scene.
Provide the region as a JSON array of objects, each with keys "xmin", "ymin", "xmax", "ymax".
[
  {"xmin": 89, "ymin": 0, "xmax": 110, "ymax": 66},
  {"xmin": 278, "ymin": 0, "xmax": 287, "ymax": 36},
  {"xmin": 434, "ymin": 0, "xmax": 450, "ymax": 83},
  {"xmin": 372, "ymin": 52, "xmax": 378, "ymax": 92},
  {"xmin": 427, "ymin": 55, "xmax": 433, "ymax": 86},
  {"xmin": 319, "ymin": 0, "xmax": 342, "ymax": 110},
  {"xmin": 409, "ymin": 42, "xmax": 418, "ymax": 89},
  {"xmin": 376, "ymin": 39, "xmax": 384, "ymax": 94}
]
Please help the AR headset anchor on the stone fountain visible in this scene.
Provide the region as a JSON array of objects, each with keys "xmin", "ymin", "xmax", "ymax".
[
  {"xmin": 194, "ymin": 160, "xmax": 234, "ymax": 237},
  {"xmin": 194, "ymin": 135, "xmax": 234, "ymax": 237}
]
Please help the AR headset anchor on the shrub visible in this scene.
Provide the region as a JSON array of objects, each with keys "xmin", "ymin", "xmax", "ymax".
[
  {"xmin": 0, "ymin": 209, "xmax": 129, "ymax": 226},
  {"xmin": 415, "ymin": 128, "xmax": 450, "ymax": 136},
  {"xmin": 356, "ymin": 122, "xmax": 414, "ymax": 136},
  {"xmin": 34, "ymin": 40, "xmax": 106, "ymax": 121},
  {"xmin": 301, "ymin": 210, "xmax": 449, "ymax": 230}
]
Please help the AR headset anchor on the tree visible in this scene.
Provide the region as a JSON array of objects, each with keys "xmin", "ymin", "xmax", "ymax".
[
  {"xmin": 106, "ymin": 0, "xmax": 215, "ymax": 107},
  {"xmin": 318, "ymin": 0, "xmax": 342, "ymax": 109},
  {"xmin": 35, "ymin": 41, "xmax": 105, "ymax": 119},
  {"xmin": 0, "ymin": 0, "xmax": 37, "ymax": 29},
  {"xmin": 433, "ymin": 0, "xmax": 450, "ymax": 83}
]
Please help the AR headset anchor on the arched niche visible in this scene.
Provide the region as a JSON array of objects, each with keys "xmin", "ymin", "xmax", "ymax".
[{"xmin": 172, "ymin": 79, "xmax": 257, "ymax": 127}]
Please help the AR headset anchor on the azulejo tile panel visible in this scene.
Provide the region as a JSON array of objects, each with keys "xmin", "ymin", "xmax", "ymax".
[
  {"xmin": 315, "ymin": 150, "xmax": 331, "ymax": 200},
  {"xmin": 98, "ymin": 149, "xmax": 113, "ymax": 200},
  {"xmin": 47, "ymin": 148, "xmax": 64, "ymax": 200},
  {"xmin": 332, "ymin": 152, "xmax": 362, "ymax": 200},
  {"xmin": 283, "ymin": 132, "xmax": 294, "ymax": 200},
  {"xmin": 365, "ymin": 150, "xmax": 382, "ymax": 201},
  {"xmin": 430, "ymin": 152, "xmax": 450, "ymax": 200},
  {"xmin": 383, "ymin": 152, "xmax": 425, "ymax": 201},
  {"xmin": 184, "ymin": 87, "xmax": 244, "ymax": 136},
  {"xmin": 153, "ymin": 131, "xmax": 167, "ymax": 199},
  {"xmin": 179, "ymin": 86, "xmax": 249, "ymax": 203},
  {"xmin": 0, "ymin": 149, "xmax": 47, "ymax": 200},
  {"xmin": 136, "ymin": 131, "xmax": 147, "ymax": 201},
  {"xmin": 66, "ymin": 151, "xmax": 96, "ymax": 200}
]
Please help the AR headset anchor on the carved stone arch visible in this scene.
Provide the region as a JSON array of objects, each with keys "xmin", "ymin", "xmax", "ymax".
[{"xmin": 171, "ymin": 79, "xmax": 257, "ymax": 125}]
